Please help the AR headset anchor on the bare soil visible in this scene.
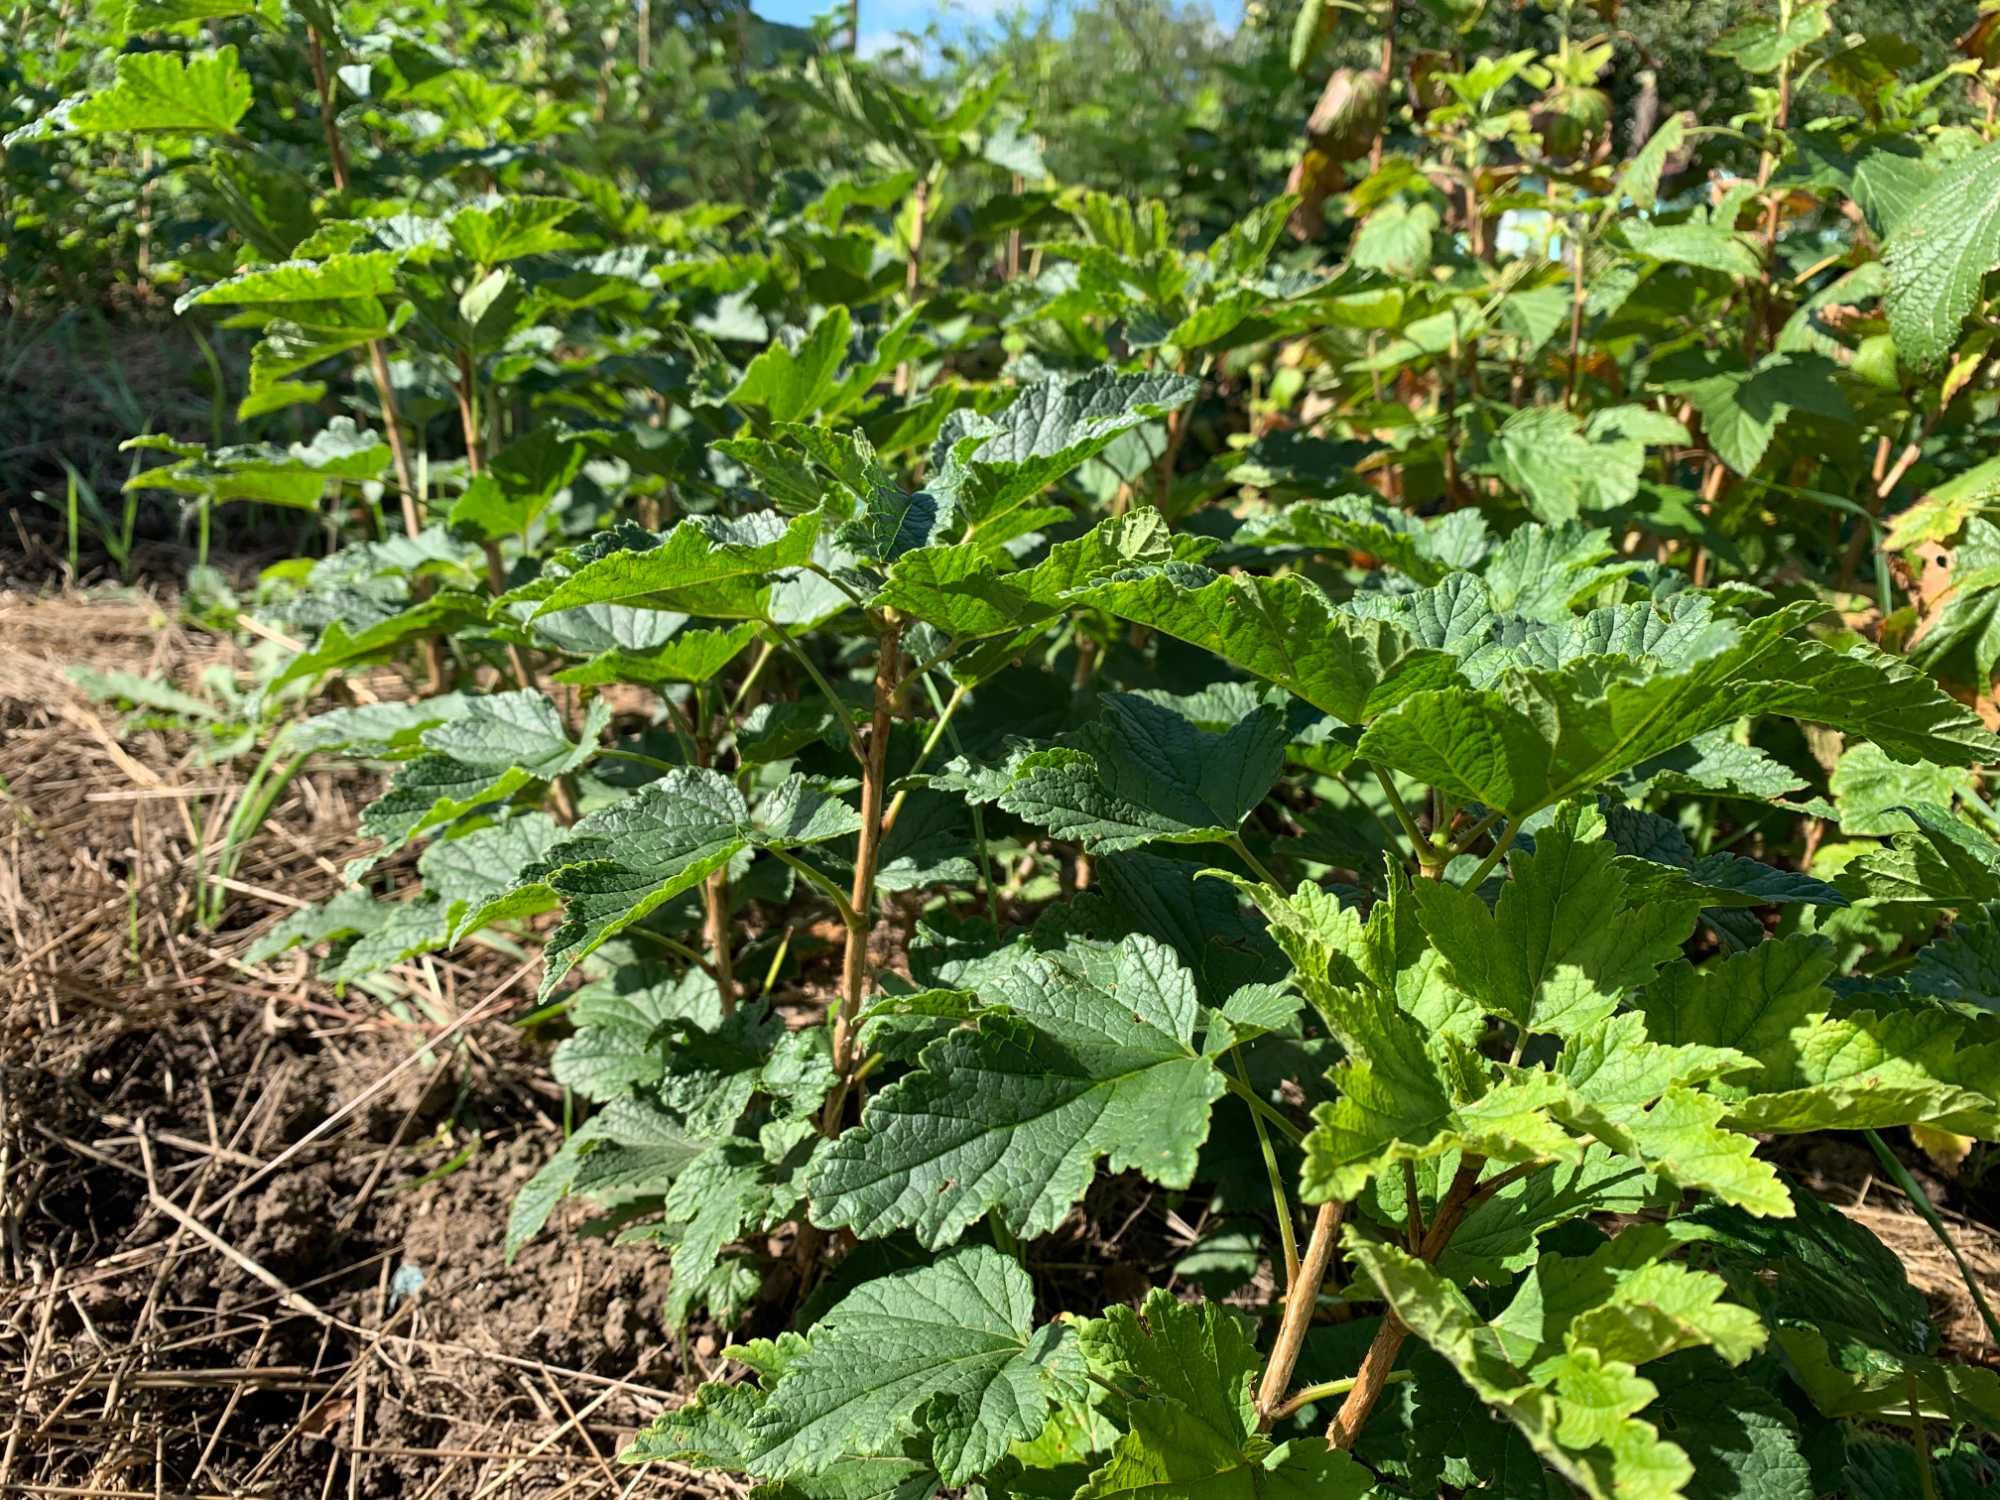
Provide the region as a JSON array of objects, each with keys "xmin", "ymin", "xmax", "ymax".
[{"xmin": 0, "ymin": 583, "xmax": 737, "ymax": 1498}]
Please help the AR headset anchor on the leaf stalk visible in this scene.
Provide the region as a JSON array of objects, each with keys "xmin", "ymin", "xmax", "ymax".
[{"xmin": 1230, "ymin": 1051, "xmax": 1300, "ymax": 1294}]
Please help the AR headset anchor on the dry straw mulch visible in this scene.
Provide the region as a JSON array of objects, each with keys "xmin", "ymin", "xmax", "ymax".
[{"xmin": 0, "ymin": 585, "xmax": 737, "ymax": 1499}]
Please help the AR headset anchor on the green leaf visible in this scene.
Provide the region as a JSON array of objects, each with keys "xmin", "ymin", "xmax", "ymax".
[
  {"xmin": 932, "ymin": 370, "xmax": 1199, "ymax": 538},
  {"xmin": 282, "ymin": 695, "xmax": 476, "ymax": 757},
  {"xmin": 315, "ymin": 897, "xmax": 452, "ymax": 985},
  {"xmin": 1710, "ymin": 0, "xmax": 1830, "ymax": 72},
  {"xmin": 243, "ymin": 886, "xmax": 383, "ymax": 966},
  {"xmin": 631, "ymin": 1246, "xmax": 1076, "ymax": 1487},
  {"xmin": 1653, "ymin": 353, "xmax": 1849, "ymax": 477},
  {"xmin": 1907, "ymin": 906, "xmax": 2000, "ymax": 1012},
  {"xmin": 1601, "ymin": 805, "xmax": 1846, "ymax": 913},
  {"xmin": 507, "ymin": 1098, "xmax": 708, "ymax": 1258},
  {"xmin": 1830, "ymin": 742, "xmax": 1973, "ymax": 836},
  {"xmin": 1621, "ymin": 114, "xmax": 1689, "ymax": 213},
  {"xmin": 288, "ymin": 420, "xmax": 396, "ymax": 478},
  {"xmin": 304, "ymin": 812, "xmax": 568, "ymax": 982},
  {"xmin": 1480, "ymin": 523, "xmax": 1635, "ymax": 622},
  {"xmin": 124, "ymin": 0, "xmax": 275, "ymax": 28},
  {"xmin": 1646, "ymin": 1355, "xmax": 1813, "ymax": 1500},
  {"xmin": 526, "ymin": 601, "xmax": 684, "ymax": 659},
  {"xmin": 1622, "ymin": 219, "xmax": 1763, "ymax": 278},
  {"xmin": 124, "ymin": 421, "xmax": 390, "ymax": 509},
  {"xmin": 1723, "ymin": 1006, "xmax": 2000, "ymax": 1137},
  {"xmin": 1307, "ymin": 1048, "xmax": 1579, "ymax": 1205},
  {"xmin": 1356, "ymin": 611, "xmax": 1998, "ymax": 821},
  {"xmin": 826, "ymin": 433, "xmax": 948, "ymax": 564},
  {"xmin": 1412, "ymin": 812, "xmax": 1695, "ymax": 1039},
  {"xmin": 1443, "ymin": 1146, "xmax": 1668, "ymax": 1282},
  {"xmin": 622, "ymin": 1376, "xmax": 772, "ymax": 1473},
  {"xmin": 1549, "ymin": 1027, "xmax": 1790, "ymax": 1217},
  {"xmin": 1229, "ymin": 871, "xmax": 1579, "ymax": 1200},
  {"xmin": 1909, "ymin": 519, "xmax": 2000, "ymax": 683},
  {"xmin": 1620, "ymin": 731, "xmax": 1807, "ymax": 804},
  {"xmin": 1839, "ymin": 802, "xmax": 2000, "ymax": 906},
  {"xmin": 448, "ymin": 196, "xmax": 584, "ymax": 264},
  {"xmin": 1844, "ymin": 1434, "xmax": 1999, "ymax": 1500},
  {"xmin": 1236, "ymin": 495, "xmax": 1491, "ymax": 586},
  {"xmin": 355, "ymin": 693, "xmax": 608, "ymax": 864},
  {"xmin": 68, "ymin": 666, "xmax": 215, "ymax": 720},
  {"xmin": 879, "ymin": 509, "xmax": 1180, "ymax": 639},
  {"xmin": 524, "ymin": 510, "xmax": 825, "ymax": 620},
  {"xmin": 1639, "ymin": 937, "xmax": 1834, "ymax": 1072},
  {"xmin": 1065, "ymin": 563, "xmax": 1456, "ymax": 724},
  {"xmin": 1076, "ymin": 1290, "xmax": 1373, "ymax": 1499},
  {"xmin": 448, "ymin": 427, "xmax": 586, "ymax": 541},
  {"xmin": 845, "ymin": 487, "xmax": 948, "ymax": 567},
  {"xmin": 1884, "ymin": 456, "xmax": 2000, "ymax": 550},
  {"xmin": 1289, "ymin": 0, "xmax": 1326, "ymax": 69},
  {"xmin": 988, "ymin": 694, "xmax": 1288, "ymax": 853},
  {"xmin": 1687, "ymin": 1182, "xmax": 1934, "ymax": 1352},
  {"xmin": 177, "ymin": 252, "xmax": 404, "ymax": 312},
  {"xmin": 1490, "ymin": 1226, "xmax": 1766, "ymax": 1372},
  {"xmin": 238, "ymin": 298, "xmax": 402, "ymax": 417},
  {"xmin": 1353, "ymin": 199, "xmax": 1441, "ymax": 277},
  {"xmin": 553, "ymin": 622, "xmax": 761, "ymax": 688},
  {"xmin": 1883, "ymin": 138, "xmax": 2000, "ymax": 370},
  {"xmin": 531, "ymin": 771, "xmax": 860, "ymax": 998},
  {"xmin": 268, "ymin": 593, "xmax": 490, "ymax": 693},
  {"xmin": 806, "ymin": 934, "xmax": 1225, "ymax": 1246},
  {"xmin": 533, "ymin": 772, "xmax": 747, "ymax": 995},
  {"xmin": 23, "ymin": 46, "xmax": 252, "ymax": 140},
  {"xmin": 1474, "ymin": 406, "xmax": 1680, "ymax": 524},
  {"xmin": 1678, "ymin": 1190, "xmax": 2000, "ymax": 1433},
  {"xmin": 551, "ymin": 966, "xmax": 724, "ymax": 1104},
  {"xmin": 1641, "ymin": 934, "xmax": 2000, "ymax": 1135},
  {"xmin": 730, "ymin": 308, "xmax": 853, "ymax": 424},
  {"xmin": 420, "ymin": 812, "xmax": 567, "ymax": 943},
  {"xmin": 1347, "ymin": 1234, "xmax": 1734, "ymax": 1500}
]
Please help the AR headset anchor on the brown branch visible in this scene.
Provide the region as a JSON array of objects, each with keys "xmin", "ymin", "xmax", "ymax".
[
  {"xmin": 1370, "ymin": 1, "xmax": 1398, "ymax": 175},
  {"xmin": 690, "ymin": 710, "xmax": 739, "ymax": 1016},
  {"xmin": 1326, "ymin": 1157, "xmax": 1485, "ymax": 1450},
  {"xmin": 1254, "ymin": 1199, "xmax": 1345, "ymax": 1428},
  {"xmin": 822, "ymin": 613, "xmax": 904, "ymax": 1131},
  {"xmin": 308, "ymin": 22, "xmax": 445, "ymax": 688},
  {"xmin": 702, "ymin": 870, "xmax": 737, "ymax": 1012},
  {"xmin": 305, "ymin": 26, "xmax": 351, "ymax": 191},
  {"xmin": 455, "ymin": 354, "xmax": 575, "ymax": 821},
  {"xmin": 1564, "ymin": 230, "xmax": 1587, "ymax": 411},
  {"xmin": 1324, "ymin": 1304, "xmax": 1408, "ymax": 1450},
  {"xmin": 1154, "ymin": 381, "xmax": 1195, "ymax": 514}
]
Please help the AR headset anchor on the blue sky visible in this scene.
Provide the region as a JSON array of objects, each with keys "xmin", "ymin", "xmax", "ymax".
[{"xmin": 750, "ymin": 0, "xmax": 1243, "ymax": 58}]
